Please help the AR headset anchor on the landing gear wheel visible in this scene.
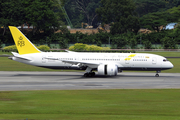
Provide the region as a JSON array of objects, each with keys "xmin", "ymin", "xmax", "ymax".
[
  {"xmin": 84, "ymin": 72, "xmax": 95, "ymax": 77},
  {"xmin": 88, "ymin": 73, "xmax": 92, "ymax": 77},
  {"xmin": 90, "ymin": 72, "xmax": 95, "ymax": 77},
  {"xmin": 84, "ymin": 73, "xmax": 89, "ymax": 77},
  {"xmin": 155, "ymin": 71, "xmax": 161, "ymax": 77},
  {"xmin": 155, "ymin": 74, "xmax": 159, "ymax": 77}
]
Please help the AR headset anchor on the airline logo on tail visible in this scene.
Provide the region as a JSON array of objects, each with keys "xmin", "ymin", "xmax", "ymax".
[
  {"xmin": 9, "ymin": 26, "xmax": 41, "ymax": 55},
  {"xmin": 18, "ymin": 36, "xmax": 25, "ymax": 47}
]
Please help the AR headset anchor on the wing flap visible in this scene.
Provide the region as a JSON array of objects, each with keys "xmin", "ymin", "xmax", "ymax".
[{"xmin": 61, "ymin": 60, "xmax": 100, "ymax": 66}]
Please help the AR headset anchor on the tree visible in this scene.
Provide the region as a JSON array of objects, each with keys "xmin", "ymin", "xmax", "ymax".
[
  {"xmin": 24, "ymin": 0, "xmax": 64, "ymax": 34},
  {"xmin": 126, "ymin": 32, "xmax": 137, "ymax": 49},
  {"xmin": 140, "ymin": 5, "xmax": 180, "ymax": 32},
  {"xmin": 162, "ymin": 0, "xmax": 180, "ymax": 9},
  {"xmin": 161, "ymin": 36, "xmax": 178, "ymax": 49},
  {"xmin": 64, "ymin": 0, "xmax": 100, "ymax": 27},
  {"xmin": 167, "ymin": 5, "xmax": 180, "ymax": 22},
  {"xmin": 0, "ymin": 0, "xmax": 26, "ymax": 35},
  {"xmin": 111, "ymin": 34, "xmax": 128, "ymax": 49},
  {"xmin": 0, "ymin": 39, "xmax": 2, "ymax": 48},
  {"xmin": 135, "ymin": 0, "xmax": 166, "ymax": 17},
  {"xmin": 58, "ymin": 37, "xmax": 68, "ymax": 49},
  {"xmin": 0, "ymin": 0, "xmax": 65, "ymax": 41},
  {"xmin": 52, "ymin": 0, "xmax": 66, "ymax": 30},
  {"xmin": 143, "ymin": 40, "xmax": 152, "ymax": 49},
  {"xmin": 96, "ymin": 0, "xmax": 140, "ymax": 35},
  {"xmin": 64, "ymin": 0, "xmax": 83, "ymax": 28},
  {"xmin": 140, "ymin": 12, "xmax": 168, "ymax": 32},
  {"xmin": 75, "ymin": 0, "xmax": 100, "ymax": 26}
]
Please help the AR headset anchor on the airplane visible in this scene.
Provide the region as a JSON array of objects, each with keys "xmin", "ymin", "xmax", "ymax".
[{"xmin": 8, "ymin": 26, "xmax": 173, "ymax": 77}]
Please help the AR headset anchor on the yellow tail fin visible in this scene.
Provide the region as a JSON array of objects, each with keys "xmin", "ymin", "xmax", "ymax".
[{"xmin": 9, "ymin": 26, "xmax": 41, "ymax": 55}]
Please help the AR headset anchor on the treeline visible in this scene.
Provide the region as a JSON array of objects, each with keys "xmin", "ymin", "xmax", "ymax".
[
  {"xmin": 13, "ymin": 28, "xmax": 179, "ymax": 49},
  {"xmin": 65, "ymin": 0, "xmax": 180, "ymax": 28},
  {"xmin": 1, "ymin": 0, "xmax": 180, "ymax": 49},
  {"xmin": 0, "ymin": 0, "xmax": 66, "ymax": 45}
]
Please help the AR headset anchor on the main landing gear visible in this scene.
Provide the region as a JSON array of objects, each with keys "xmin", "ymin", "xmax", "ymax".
[
  {"xmin": 84, "ymin": 72, "xmax": 96, "ymax": 77},
  {"xmin": 155, "ymin": 71, "xmax": 161, "ymax": 77},
  {"xmin": 84, "ymin": 67, "xmax": 95, "ymax": 77}
]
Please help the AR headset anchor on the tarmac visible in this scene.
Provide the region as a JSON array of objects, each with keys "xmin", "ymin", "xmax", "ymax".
[{"xmin": 0, "ymin": 71, "xmax": 180, "ymax": 91}]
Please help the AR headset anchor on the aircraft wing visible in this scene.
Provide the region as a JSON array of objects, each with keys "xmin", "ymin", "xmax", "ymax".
[
  {"xmin": 61, "ymin": 60, "xmax": 100, "ymax": 68},
  {"xmin": 61, "ymin": 60, "xmax": 124, "ymax": 68}
]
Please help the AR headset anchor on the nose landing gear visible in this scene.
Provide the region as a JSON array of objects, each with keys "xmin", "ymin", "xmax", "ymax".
[{"xmin": 155, "ymin": 71, "xmax": 161, "ymax": 77}]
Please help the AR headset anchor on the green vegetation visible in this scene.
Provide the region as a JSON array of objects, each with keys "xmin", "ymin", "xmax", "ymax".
[
  {"xmin": 0, "ymin": 89, "xmax": 180, "ymax": 119},
  {"xmin": 96, "ymin": 0, "xmax": 140, "ymax": 35},
  {"xmin": 0, "ymin": 51, "xmax": 14, "ymax": 55},
  {"xmin": 0, "ymin": 57, "xmax": 62, "ymax": 71},
  {"xmin": 65, "ymin": 0, "xmax": 180, "ymax": 27},
  {"xmin": 2, "ymin": 45, "xmax": 17, "ymax": 52},
  {"xmin": 69, "ymin": 43, "xmax": 110, "ymax": 51},
  {"xmin": 3, "ymin": 44, "xmax": 50, "ymax": 52},
  {"xmin": 65, "ymin": 0, "xmax": 100, "ymax": 28},
  {"xmin": 139, "ymin": 51, "xmax": 180, "ymax": 57},
  {"xmin": 0, "ymin": 0, "xmax": 65, "ymax": 34},
  {"xmin": 37, "ymin": 45, "xmax": 50, "ymax": 51},
  {"xmin": 1, "ymin": 0, "xmax": 180, "ymax": 49}
]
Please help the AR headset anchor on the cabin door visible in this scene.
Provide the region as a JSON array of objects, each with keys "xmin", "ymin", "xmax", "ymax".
[
  {"xmin": 152, "ymin": 57, "xmax": 157, "ymax": 64},
  {"xmin": 125, "ymin": 59, "xmax": 130, "ymax": 64},
  {"xmin": 42, "ymin": 55, "xmax": 46, "ymax": 63}
]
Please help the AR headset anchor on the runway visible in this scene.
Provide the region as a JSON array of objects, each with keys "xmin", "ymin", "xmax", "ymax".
[{"xmin": 0, "ymin": 71, "xmax": 180, "ymax": 91}]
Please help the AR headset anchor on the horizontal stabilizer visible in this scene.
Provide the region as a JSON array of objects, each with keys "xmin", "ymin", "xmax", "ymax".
[
  {"xmin": 65, "ymin": 50, "xmax": 77, "ymax": 53},
  {"xmin": 14, "ymin": 56, "xmax": 32, "ymax": 61},
  {"xmin": 11, "ymin": 52, "xmax": 32, "ymax": 61}
]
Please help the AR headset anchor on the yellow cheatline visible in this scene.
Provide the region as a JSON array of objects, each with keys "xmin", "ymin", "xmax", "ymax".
[
  {"xmin": 128, "ymin": 54, "xmax": 136, "ymax": 57},
  {"xmin": 124, "ymin": 54, "xmax": 136, "ymax": 61},
  {"xmin": 9, "ymin": 26, "xmax": 41, "ymax": 55},
  {"xmin": 124, "ymin": 58, "xmax": 131, "ymax": 61}
]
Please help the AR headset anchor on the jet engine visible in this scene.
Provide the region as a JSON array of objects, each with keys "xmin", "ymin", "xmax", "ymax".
[{"xmin": 98, "ymin": 64, "xmax": 118, "ymax": 76}]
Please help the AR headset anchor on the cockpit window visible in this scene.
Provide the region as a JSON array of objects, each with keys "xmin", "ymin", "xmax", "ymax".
[{"xmin": 163, "ymin": 59, "xmax": 168, "ymax": 62}]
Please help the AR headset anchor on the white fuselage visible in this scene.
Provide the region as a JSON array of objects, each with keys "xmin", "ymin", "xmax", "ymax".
[{"xmin": 12, "ymin": 52, "xmax": 174, "ymax": 71}]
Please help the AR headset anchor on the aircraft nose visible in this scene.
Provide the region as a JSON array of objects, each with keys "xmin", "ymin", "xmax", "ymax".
[{"xmin": 169, "ymin": 62, "xmax": 174, "ymax": 68}]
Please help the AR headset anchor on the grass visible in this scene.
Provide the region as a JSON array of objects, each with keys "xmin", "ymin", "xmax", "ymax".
[
  {"xmin": 0, "ymin": 89, "xmax": 180, "ymax": 119},
  {"xmin": 0, "ymin": 57, "xmax": 55, "ymax": 71},
  {"xmin": 138, "ymin": 51, "xmax": 180, "ymax": 57},
  {"xmin": 0, "ymin": 57, "xmax": 79, "ymax": 72}
]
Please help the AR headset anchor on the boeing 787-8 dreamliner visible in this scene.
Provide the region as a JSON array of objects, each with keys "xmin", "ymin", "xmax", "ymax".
[{"xmin": 8, "ymin": 26, "xmax": 173, "ymax": 77}]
